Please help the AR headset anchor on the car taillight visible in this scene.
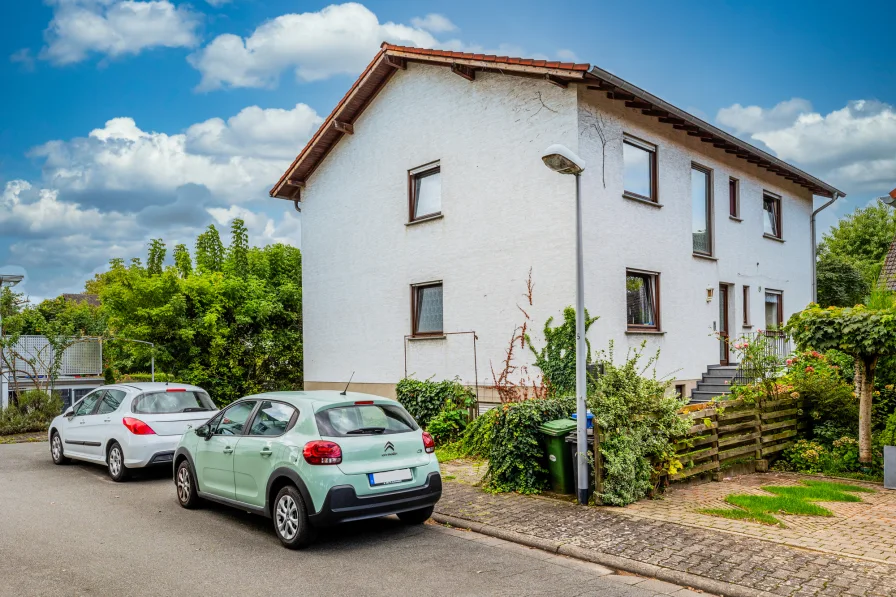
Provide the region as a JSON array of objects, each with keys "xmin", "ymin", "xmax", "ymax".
[
  {"xmin": 303, "ymin": 441, "xmax": 342, "ymax": 465},
  {"xmin": 122, "ymin": 417, "xmax": 156, "ymax": 435},
  {"xmin": 422, "ymin": 431, "xmax": 435, "ymax": 454}
]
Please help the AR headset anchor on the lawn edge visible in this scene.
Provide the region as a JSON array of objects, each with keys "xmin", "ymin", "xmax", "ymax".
[{"xmin": 432, "ymin": 512, "xmax": 778, "ymax": 597}]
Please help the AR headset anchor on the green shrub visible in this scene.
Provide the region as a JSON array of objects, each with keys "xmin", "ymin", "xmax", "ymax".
[
  {"xmin": 779, "ymin": 440, "xmax": 831, "ymax": 474},
  {"xmin": 458, "ymin": 408, "xmax": 498, "ymax": 458},
  {"xmin": 395, "ymin": 377, "xmax": 474, "ymax": 429},
  {"xmin": 0, "ymin": 390, "xmax": 62, "ymax": 435},
  {"xmin": 484, "ymin": 395, "xmax": 575, "ymax": 494},
  {"xmin": 527, "ymin": 307, "xmax": 598, "ymax": 396},
  {"xmin": 880, "ymin": 412, "xmax": 896, "ymax": 447},
  {"xmin": 426, "ymin": 397, "xmax": 474, "ymax": 444},
  {"xmin": 588, "ymin": 343, "xmax": 689, "ymax": 506},
  {"xmin": 783, "ymin": 350, "xmax": 857, "ymax": 435}
]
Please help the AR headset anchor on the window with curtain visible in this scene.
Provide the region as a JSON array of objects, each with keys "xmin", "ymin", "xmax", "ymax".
[
  {"xmin": 409, "ymin": 162, "xmax": 441, "ymax": 221},
  {"xmin": 763, "ymin": 194, "xmax": 782, "ymax": 238},
  {"xmin": 765, "ymin": 291, "xmax": 783, "ymax": 330},
  {"xmin": 626, "ymin": 271, "xmax": 659, "ymax": 330},
  {"xmin": 623, "ymin": 135, "xmax": 657, "ymax": 202},
  {"xmin": 412, "ymin": 283, "xmax": 443, "ymax": 335},
  {"xmin": 692, "ymin": 166, "xmax": 712, "ymax": 255}
]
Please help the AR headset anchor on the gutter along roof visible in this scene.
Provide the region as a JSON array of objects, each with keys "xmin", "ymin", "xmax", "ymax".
[{"xmin": 270, "ymin": 43, "xmax": 843, "ymax": 200}]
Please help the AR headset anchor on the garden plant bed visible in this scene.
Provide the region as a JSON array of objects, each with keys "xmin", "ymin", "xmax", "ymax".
[
  {"xmin": 622, "ymin": 472, "xmax": 896, "ymax": 564},
  {"xmin": 0, "ymin": 431, "xmax": 47, "ymax": 445}
]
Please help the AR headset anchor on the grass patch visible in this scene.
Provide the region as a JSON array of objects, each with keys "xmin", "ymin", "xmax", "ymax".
[
  {"xmin": 435, "ymin": 441, "xmax": 466, "ymax": 463},
  {"xmin": 699, "ymin": 479, "xmax": 874, "ymax": 527}
]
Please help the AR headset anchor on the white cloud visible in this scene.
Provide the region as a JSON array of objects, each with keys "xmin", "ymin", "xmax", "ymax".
[
  {"xmin": 40, "ymin": 0, "xmax": 201, "ymax": 65},
  {"xmin": 185, "ymin": 103, "xmax": 323, "ymax": 159},
  {"xmin": 187, "ymin": 2, "xmax": 443, "ymax": 90},
  {"xmin": 1, "ymin": 180, "xmax": 132, "ymax": 235},
  {"xmin": 716, "ymin": 98, "xmax": 896, "ymax": 194},
  {"xmin": 205, "ymin": 0, "xmax": 230, "ymax": 5},
  {"xmin": 410, "ymin": 14, "xmax": 456, "ymax": 33},
  {"xmin": 10, "ymin": 48, "xmax": 36, "ymax": 70},
  {"xmin": 30, "ymin": 101, "xmax": 322, "ymax": 205},
  {"xmin": 555, "ymin": 49, "xmax": 578, "ymax": 62}
]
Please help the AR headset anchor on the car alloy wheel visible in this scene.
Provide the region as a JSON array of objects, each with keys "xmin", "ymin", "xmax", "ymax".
[
  {"xmin": 109, "ymin": 446, "xmax": 123, "ymax": 477},
  {"xmin": 51, "ymin": 435, "xmax": 62, "ymax": 461},
  {"xmin": 176, "ymin": 465, "xmax": 192, "ymax": 504},
  {"xmin": 276, "ymin": 494, "xmax": 300, "ymax": 541}
]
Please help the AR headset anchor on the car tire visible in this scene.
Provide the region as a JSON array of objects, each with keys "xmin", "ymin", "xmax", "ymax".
[
  {"xmin": 107, "ymin": 442, "xmax": 130, "ymax": 482},
  {"xmin": 50, "ymin": 432, "xmax": 69, "ymax": 465},
  {"xmin": 397, "ymin": 506, "xmax": 434, "ymax": 525},
  {"xmin": 273, "ymin": 485, "xmax": 315, "ymax": 549},
  {"xmin": 175, "ymin": 459, "xmax": 201, "ymax": 509}
]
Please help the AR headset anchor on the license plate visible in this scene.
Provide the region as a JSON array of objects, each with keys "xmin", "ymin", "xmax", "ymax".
[{"xmin": 368, "ymin": 468, "xmax": 413, "ymax": 486}]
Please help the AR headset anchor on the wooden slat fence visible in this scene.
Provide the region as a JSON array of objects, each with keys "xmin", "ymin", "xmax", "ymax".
[{"xmin": 669, "ymin": 394, "xmax": 803, "ymax": 481}]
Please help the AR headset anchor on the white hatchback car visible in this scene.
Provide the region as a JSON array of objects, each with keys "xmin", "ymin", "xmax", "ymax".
[{"xmin": 49, "ymin": 383, "xmax": 218, "ymax": 481}]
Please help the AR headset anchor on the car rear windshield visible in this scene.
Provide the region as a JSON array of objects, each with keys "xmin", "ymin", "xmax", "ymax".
[
  {"xmin": 315, "ymin": 404, "xmax": 419, "ymax": 437},
  {"xmin": 132, "ymin": 390, "xmax": 215, "ymax": 415}
]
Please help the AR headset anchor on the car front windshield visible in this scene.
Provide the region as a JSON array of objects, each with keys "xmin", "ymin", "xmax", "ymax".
[
  {"xmin": 315, "ymin": 404, "xmax": 418, "ymax": 437},
  {"xmin": 132, "ymin": 390, "xmax": 215, "ymax": 414}
]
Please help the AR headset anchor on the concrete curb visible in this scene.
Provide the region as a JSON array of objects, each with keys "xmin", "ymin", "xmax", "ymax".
[{"xmin": 432, "ymin": 513, "xmax": 778, "ymax": 597}]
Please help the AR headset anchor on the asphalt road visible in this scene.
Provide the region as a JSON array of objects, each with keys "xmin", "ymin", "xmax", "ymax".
[{"xmin": 0, "ymin": 443, "xmax": 684, "ymax": 597}]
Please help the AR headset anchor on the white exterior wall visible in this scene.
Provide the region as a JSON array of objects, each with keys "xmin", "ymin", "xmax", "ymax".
[
  {"xmin": 576, "ymin": 88, "xmax": 814, "ymax": 383},
  {"xmin": 301, "ymin": 63, "xmax": 579, "ymax": 391},
  {"xmin": 299, "ymin": 63, "xmax": 816, "ymax": 396}
]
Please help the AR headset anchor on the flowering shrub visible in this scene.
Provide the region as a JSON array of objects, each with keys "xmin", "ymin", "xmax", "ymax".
[
  {"xmin": 782, "ymin": 351, "xmax": 857, "ymax": 434},
  {"xmin": 780, "ymin": 440, "xmax": 830, "ymax": 474}
]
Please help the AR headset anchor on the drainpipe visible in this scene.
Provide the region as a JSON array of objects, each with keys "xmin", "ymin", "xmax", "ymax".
[{"xmin": 811, "ymin": 192, "xmax": 840, "ymax": 303}]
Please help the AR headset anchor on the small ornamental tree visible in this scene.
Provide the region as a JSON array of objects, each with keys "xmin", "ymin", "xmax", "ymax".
[{"xmin": 786, "ymin": 304, "xmax": 896, "ymax": 463}]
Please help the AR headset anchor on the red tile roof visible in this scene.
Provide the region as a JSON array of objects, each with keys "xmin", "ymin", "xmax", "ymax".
[{"xmin": 379, "ymin": 43, "xmax": 591, "ymax": 72}]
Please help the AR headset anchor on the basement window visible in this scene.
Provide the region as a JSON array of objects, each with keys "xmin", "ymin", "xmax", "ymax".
[
  {"xmin": 409, "ymin": 162, "xmax": 441, "ymax": 222},
  {"xmin": 626, "ymin": 270, "xmax": 660, "ymax": 331}
]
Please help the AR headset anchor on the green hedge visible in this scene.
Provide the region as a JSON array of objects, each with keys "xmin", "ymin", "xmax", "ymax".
[
  {"xmin": 0, "ymin": 391, "xmax": 63, "ymax": 436},
  {"xmin": 395, "ymin": 377, "xmax": 474, "ymax": 429}
]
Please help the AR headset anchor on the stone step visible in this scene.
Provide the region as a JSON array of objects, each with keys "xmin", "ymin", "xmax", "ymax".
[{"xmin": 695, "ymin": 382, "xmax": 734, "ymax": 393}]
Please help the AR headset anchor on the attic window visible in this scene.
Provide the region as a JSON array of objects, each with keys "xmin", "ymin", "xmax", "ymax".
[{"xmin": 409, "ymin": 162, "xmax": 441, "ymax": 222}]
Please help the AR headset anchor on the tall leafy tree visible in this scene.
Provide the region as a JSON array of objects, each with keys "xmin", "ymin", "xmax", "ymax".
[
  {"xmin": 818, "ymin": 200, "xmax": 896, "ymax": 285},
  {"xmin": 173, "ymin": 244, "xmax": 192, "ymax": 278},
  {"xmin": 816, "ymin": 254, "xmax": 869, "ymax": 307},
  {"xmin": 195, "ymin": 225, "xmax": 224, "ymax": 274},
  {"xmin": 147, "ymin": 239, "xmax": 166, "ymax": 276},
  {"xmin": 226, "ymin": 219, "xmax": 249, "ymax": 277},
  {"xmin": 97, "ymin": 227, "xmax": 303, "ymax": 406}
]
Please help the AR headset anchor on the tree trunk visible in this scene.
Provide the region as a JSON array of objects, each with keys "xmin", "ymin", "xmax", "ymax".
[{"xmin": 855, "ymin": 356, "xmax": 878, "ymax": 464}]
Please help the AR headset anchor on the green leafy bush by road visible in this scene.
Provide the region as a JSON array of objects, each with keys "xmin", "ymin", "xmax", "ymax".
[
  {"xmin": 0, "ymin": 391, "xmax": 62, "ymax": 436},
  {"xmin": 395, "ymin": 377, "xmax": 474, "ymax": 430}
]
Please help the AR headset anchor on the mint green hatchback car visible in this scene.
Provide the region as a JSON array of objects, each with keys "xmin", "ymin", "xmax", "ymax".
[{"xmin": 173, "ymin": 391, "xmax": 442, "ymax": 549}]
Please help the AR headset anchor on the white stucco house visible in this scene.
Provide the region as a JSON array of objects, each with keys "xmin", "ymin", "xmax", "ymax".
[{"xmin": 269, "ymin": 44, "xmax": 843, "ymax": 405}]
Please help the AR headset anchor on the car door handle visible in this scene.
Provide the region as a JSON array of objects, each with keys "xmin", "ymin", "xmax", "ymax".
[
  {"xmin": 103, "ymin": 419, "xmax": 111, "ymax": 423},
  {"xmin": 79, "ymin": 421, "xmax": 86, "ymax": 425},
  {"xmin": 223, "ymin": 446, "xmax": 233, "ymax": 454},
  {"xmin": 260, "ymin": 447, "xmax": 273, "ymax": 457}
]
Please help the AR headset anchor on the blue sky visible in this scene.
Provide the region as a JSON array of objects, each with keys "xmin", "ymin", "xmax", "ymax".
[{"xmin": 1, "ymin": 0, "xmax": 894, "ymax": 300}]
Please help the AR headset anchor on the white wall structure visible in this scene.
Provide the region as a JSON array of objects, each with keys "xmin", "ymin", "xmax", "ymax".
[{"xmin": 278, "ymin": 47, "xmax": 840, "ymax": 401}]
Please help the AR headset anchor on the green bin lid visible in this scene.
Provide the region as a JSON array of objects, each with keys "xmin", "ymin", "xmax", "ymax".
[{"xmin": 538, "ymin": 418, "xmax": 578, "ymax": 437}]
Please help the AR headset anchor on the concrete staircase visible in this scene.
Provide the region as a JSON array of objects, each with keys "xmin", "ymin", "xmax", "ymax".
[{"xmin": 690, "ymin": 364, "xmax": 738, "ymax": 403}]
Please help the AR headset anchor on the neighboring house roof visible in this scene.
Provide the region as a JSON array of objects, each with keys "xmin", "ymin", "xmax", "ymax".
[
  {"xmin": 270, "ymin": 43, "xmax": 844, "ymax": 200},
  {"xmin": 62, "ymin": 293, "xmax": 101, "ymax": 307},
  {"xmin": 877, "ymin": 189, "xmax": 896, "ymax": 290}
]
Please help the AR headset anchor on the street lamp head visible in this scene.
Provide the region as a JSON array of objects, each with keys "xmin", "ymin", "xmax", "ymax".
[
  {"xmin": 0, "ymin": 274, "xmax": 24, "ymax": 289},
  {"xmin": 541, "ymin": 144, "xmax": 585, "ymax": 175},
  {"xmin": 878, "ymin": 188, "xmax": 896, "ymax": 207}
]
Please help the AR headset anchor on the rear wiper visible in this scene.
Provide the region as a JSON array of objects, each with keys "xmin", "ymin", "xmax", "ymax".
[{"xmin": 345, "ymin": 427, "xmax": 386, "ymax": 435}]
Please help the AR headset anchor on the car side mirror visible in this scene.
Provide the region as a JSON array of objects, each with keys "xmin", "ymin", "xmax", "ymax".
[
  {"xmin": 195, "ymin": 425, "xmax": 212, "ymax": 440},
  {"xmin": 64, "ymin": 410, "xmax": 75, "ymax": 418}
]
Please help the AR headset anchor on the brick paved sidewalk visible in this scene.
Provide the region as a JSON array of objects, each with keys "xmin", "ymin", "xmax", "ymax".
[
  {"xmin": 434, "ymin": 480, "xmax": 896, "ymax": 597},
  {"xmin": 623, "ymin": 473, "xmax": 896, "ymax": 564}
]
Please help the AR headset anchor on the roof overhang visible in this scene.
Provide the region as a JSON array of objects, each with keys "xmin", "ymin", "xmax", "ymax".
[{"xmin": 270, "ymin": 44, "xmax": 843, "ymax": 200}]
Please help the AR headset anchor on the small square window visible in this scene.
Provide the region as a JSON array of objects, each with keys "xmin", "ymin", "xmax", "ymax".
[
  {"xmin": 763, "ymin": 194, "xmax": 782, "ymax": 239},
  {"xmin": 623, "ymin": 135, "xmax": 657, "ymax": 202},
  {"xmin": 626, "ymin": 270, "xmax": 660, "ymax": 331},
  {"xmin": 729, "ymin": 178, "xmax": 739, "ymax": 218},
  {"xmin": 409, "ymin": 162, "xmax": 441, "ymax": 222},
  {"xmin": 412, "ymin": 282, "xmax": 443, "ymax": 336}
]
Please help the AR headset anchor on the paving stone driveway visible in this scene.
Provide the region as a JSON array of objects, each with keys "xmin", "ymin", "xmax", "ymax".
[
  {"xmin": 623, "ymin": 472, "xmax": 896, "ymax": 564},
  {"xmin": 435, "ymin": 463, "xmax": 896, "ymax": 597}
]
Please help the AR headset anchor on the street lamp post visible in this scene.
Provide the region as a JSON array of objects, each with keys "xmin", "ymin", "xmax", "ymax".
[
  {"xmin": 541, "ymin": 144, "xmax": 590, "ymax": 506},
  {"xmin": 0, "ymin": 274, "xmax": 25, "ymax": 410}
]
